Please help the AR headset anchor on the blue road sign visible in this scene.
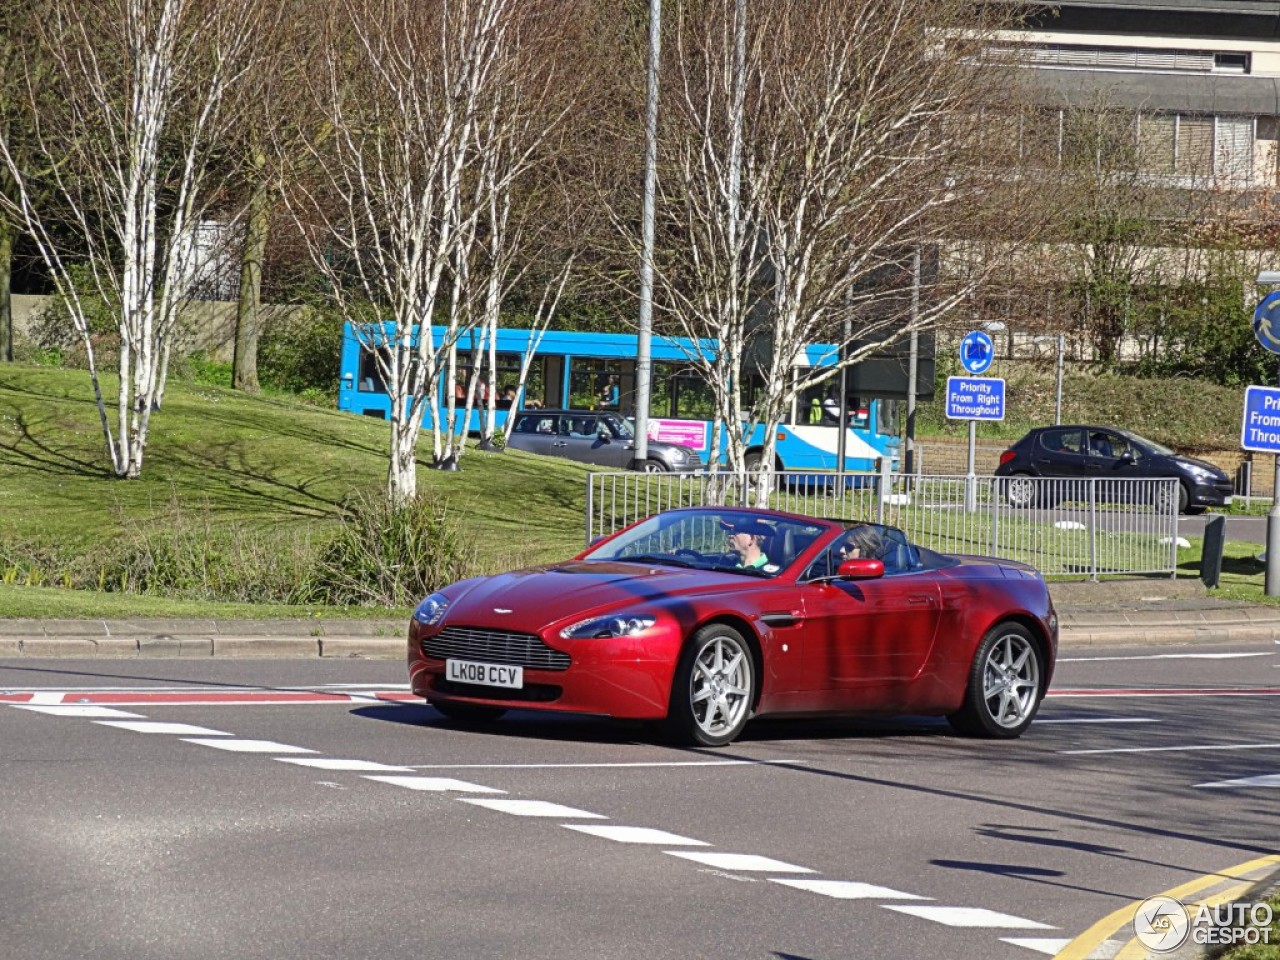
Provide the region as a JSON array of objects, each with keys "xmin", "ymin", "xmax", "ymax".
[
  {"xmin": 1253, "ymin": 293, "xmax": 1280, "ymax": 355},
  {"xmin": 946, "ymin": 376, "xmax": 1005, "ymax": 421},
  {"xmin": 959, "ymin": 331, "xmax": 995, "ymax": 374},
  {"xmin": 1241, "ymin": 385, "xmax": 1280, "ymax": 453}
]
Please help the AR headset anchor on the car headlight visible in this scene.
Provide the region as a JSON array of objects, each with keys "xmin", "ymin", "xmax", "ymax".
[
  {"xmin": 560, "ymin": 613, "xmax": 656, "ymax": 640},
  {"xmin": 413, "ymin": 593, "xmax": 450, "ymax": 626}
]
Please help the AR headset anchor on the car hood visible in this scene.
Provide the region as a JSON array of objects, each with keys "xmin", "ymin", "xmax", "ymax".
[
  {"xmin": 440, "ymin": 561, "xmax": 753, "ymax": 631},
  {"xmin": 1172, "ymin": 455, "xmax": 1227, "ymax": 478}
]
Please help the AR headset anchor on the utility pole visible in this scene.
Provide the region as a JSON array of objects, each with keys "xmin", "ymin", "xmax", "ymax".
[{"xmin": 905, "ymin": 248, "xmax": 920, "ymax": 476}]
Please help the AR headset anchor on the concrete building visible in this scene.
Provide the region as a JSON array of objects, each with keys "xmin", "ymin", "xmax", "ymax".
[{"xmin": 989, "ymin": 0, "xmax": 1280, "ymax": 187}]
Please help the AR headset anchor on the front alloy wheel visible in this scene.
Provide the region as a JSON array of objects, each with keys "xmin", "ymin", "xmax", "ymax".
[
  {"xmin": 948, "ymin": 623, "xmax": 1044, "ymax": 739},
  {"xmin": 667, "ymin": 624, "xmax": 756, "ymax": 746}
]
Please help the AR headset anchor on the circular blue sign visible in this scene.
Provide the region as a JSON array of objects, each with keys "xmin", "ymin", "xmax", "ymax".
[
  {"xmin": 960, "ymin": 331, "xmax": 995, "ymax": 374},
  {"xmin": 1254, "ymin": 292, "xmax": 1280, "ymax": 355}
]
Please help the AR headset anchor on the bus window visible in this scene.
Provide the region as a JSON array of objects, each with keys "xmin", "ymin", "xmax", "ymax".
[
  {"xmin": 568, "ymin": 358, "xmax": 631, "ymax": 410},
  {"xmin": 672, "ymin": 373, "xmax": 715, "ymax": 419},
  {"xmin": 651, "ymin": 362, "xmax": 676, "ymax": 418},
  {"xmin": 797, "ymin": 385, "xmax": 869, "ymax": 428},
  {"xmin": 849, "ymin": 401, "xmax": 870, "ymax": 430},
  {"xmin": 358, "ymin": 347, "xmax": 392, "ymax": 392},
  {"xmin": 875, "ymin": 398, "xmax": 898, "ymax": 437}
]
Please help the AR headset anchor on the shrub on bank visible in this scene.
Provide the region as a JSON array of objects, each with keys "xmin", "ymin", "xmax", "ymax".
[{"xmin": 0, "ymin": 491, "xmax": 475, "ymax": 608}]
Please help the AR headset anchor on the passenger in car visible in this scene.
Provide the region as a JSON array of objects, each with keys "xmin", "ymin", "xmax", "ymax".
[{"xmin": 838, "ymin": 525, "xmax": 883, "ymax": 562}]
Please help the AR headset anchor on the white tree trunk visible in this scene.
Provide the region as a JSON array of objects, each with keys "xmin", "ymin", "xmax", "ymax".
[{"xmin": 0, "ymin": 0, "xmax": 259, "ymax": 478}]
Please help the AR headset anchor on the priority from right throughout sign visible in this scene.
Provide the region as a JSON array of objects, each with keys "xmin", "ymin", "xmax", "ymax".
[
  {"xmin": 946, "ymin": 376, "xmax": 1006, "ymax": 421},
  {"xmin": 1241, "ymin": 385, "xmax": 1280, "ymax": 454}
]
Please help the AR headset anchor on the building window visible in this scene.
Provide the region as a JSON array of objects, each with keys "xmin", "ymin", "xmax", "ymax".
[
  {"xmin": 1138, "ymin": 114, "xmax": 1175, "ymax": 175},
  {"xmin": 1214, "ymin": 52, "xmax": 1249, "ymax": 74},
  {"xmin": 1216, "ymin": 117, "xmax": 1255, "ymax": 182},
  {"xmin": 1175, "ymin": 115, "xmax": 1214, "ymax": 176}
]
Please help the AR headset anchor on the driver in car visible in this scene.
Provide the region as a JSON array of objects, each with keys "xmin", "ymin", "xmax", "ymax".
[{"xmin": 722, "ymin": 519, "xmax": 772, "ymax": 570}]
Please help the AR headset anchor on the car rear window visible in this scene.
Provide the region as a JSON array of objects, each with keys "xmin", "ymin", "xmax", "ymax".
[{"xmin": 1038, "ymin": 428, "xmax": 1082, "ymax": 454}]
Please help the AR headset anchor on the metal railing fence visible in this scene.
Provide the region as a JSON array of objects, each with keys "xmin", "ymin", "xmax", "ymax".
[{"xmin": 585, "ymin": 471, "xmax": 1181, "ymax": 579}]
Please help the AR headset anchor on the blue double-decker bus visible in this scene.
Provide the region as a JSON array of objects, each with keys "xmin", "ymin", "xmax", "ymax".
[{"xmin": 338, "ymin": 323, "xmax": 900, "ymax": 472}]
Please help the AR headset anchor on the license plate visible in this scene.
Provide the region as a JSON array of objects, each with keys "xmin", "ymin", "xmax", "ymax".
[{"xmin": 446, "ymin": 659, "xmax": 524, "ymax": 689}]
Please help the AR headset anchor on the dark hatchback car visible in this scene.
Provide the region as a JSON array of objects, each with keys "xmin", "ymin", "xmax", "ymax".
[
  {"xmin": 994, "ymin": 425, "xmax": 1233, "ymax": 514},
  {"xmin": 506, "ymin": 409, "xmax": 703, "ymax": 472}
]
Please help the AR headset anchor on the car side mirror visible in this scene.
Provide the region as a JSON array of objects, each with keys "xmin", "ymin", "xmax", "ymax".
[
  {"xmin": 597, "ymin": 430, "xmax": 611, "ymax": 442},
  {"xmin": 1120, "ymin": 450, "xmax": 1135, "ymax": 462},
  {"xmin": 836, "ymin": 558, "xmax": 884, "ymax": 580}
]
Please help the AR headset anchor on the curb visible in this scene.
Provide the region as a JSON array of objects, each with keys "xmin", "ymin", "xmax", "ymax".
[
  {"xmin": 1054, "ymin": 854, "xmax": 1280, "ymax": 960},
  {"xmin": 2, "ymin": 617, "xmax": 1279, "ymax": 658}
]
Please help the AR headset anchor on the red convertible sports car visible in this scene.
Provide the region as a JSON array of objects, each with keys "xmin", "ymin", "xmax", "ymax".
[{"xmin": 407, "ymin": 507, "xmax": 1058, "ymax": 746}]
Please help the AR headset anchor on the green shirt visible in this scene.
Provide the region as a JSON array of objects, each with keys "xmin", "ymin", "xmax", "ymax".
[{"xmin": 737, "ymin": 552, "xmax": 770, "ymax": 569}]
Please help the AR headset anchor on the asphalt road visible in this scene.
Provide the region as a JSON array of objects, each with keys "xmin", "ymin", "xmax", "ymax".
[
  {"xmin": 1177, "ymin": 512, "xmax": 1267, "ymax": 545},
  {"xmin": 2, "ymin": 644, "xmax": 1277, "ymax": 960}
]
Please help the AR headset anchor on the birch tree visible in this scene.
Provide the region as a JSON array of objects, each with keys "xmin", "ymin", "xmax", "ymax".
[
  {"xmin": 285, "ymin": 0, "xmax": 573, "ymax": 505},
  {"xmin": 443, "ymin": 19, "xmax": 585, "ymax": 460},
  {"xmin": 625, "ymin": 0, "xmax": 1032, "ymax": 501},
  {"xmin": 0, "ymin": 0, "xmax": 265, "ymax": 478}
]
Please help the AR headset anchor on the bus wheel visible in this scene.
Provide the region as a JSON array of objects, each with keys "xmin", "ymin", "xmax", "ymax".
[{"xmin": 744, "ymin": 451, "xmax": 781, "ymax": 472}]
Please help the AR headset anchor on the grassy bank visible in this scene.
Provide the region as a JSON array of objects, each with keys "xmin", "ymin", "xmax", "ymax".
[
  {"xmin": 0, "ymin": 364, "xmax": 588, "ymax": 617},
  {"xmin": 0, "ymin": 362, "xmax": 1273, "ymax": 618}
]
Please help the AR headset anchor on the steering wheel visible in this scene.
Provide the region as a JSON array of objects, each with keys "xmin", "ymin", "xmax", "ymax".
[{"xmin": 674, "ymin": 548, "xmax": 703, "ymax": 563}]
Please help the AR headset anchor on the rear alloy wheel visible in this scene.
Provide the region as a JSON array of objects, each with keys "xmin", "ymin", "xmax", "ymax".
[
  {"xmin": 667, "ymin": 624, "xmax": 756, "ymax": 747},
  {"xmin": 429, "ymin": 701, "xmax": 507, "ymax": 725},
  {"xmin": 947, "ymin": 623, "xmax": 1044, "ymax": 739},
  {"xmin": 1004, "ymin": 473, "xmax": 1036, "ymax": 509}
]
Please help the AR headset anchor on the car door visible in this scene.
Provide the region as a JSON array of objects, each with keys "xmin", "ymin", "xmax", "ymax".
[
  {"xmin": 555, "ymin": 414, "xmax": 613, "ymax": 467},
  {"xmin": 507, "ymin": 412, "xmax": 559, "ymax": 458},
  {"xmin": 1031, "ymin": 427, "xmax": 1087, "ymax": 478},
  {"xmin": 797, "ymin": 543, "xmax": 941, "ymax": 704},
  {"xmin": 599, "ymin": 415, "xmax": 637, "ymax": 468},
  {"xmin": 1084, "ymin": 429, "xmax": 1143, "ymax": 502}
]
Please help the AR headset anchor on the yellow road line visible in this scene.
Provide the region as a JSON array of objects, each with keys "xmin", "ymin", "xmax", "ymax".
[{"xmin": 1054, "ymin": 854, "xmax": 1280, "ymax": 960}]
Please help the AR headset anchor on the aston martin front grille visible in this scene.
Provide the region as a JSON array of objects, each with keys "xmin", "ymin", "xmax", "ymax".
[{"xmin": 423, "ymin": 626, "xmax": 571, "ymax": 672}]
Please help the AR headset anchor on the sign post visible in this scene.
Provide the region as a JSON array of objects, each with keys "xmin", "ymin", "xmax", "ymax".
[
  {"xmin": 947, "ymin": 347, "xmax": 1005, "ymax": 512},
  {"xmin": 1251, "ymin": 292, "xmax": 1280, "ymax": 596},
  {"xmin": 955, "ymin": 330, "xmax": 997, "ymax": 510}
]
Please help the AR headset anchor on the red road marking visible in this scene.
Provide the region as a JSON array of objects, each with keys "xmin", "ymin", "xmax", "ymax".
[
  {"xmin": 7, "ymin": 687, "xmax": 1279, "ymax": 706},
  {"xmin": 0, "ymin": 691, "xmax": 419, "ymax": 705},
  {"xmin": 1049, "ymin": 687, "xmax": 1280, "ymax": 698}
]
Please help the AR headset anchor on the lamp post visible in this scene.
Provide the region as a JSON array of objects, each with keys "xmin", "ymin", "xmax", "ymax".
[
  {"xmin": 632, "ymin": 0, "xmax": 662, "ymax": 470},
  {"xmin": 1032, "ymin": 334, "xmax": 1066, "ymax": 425}
]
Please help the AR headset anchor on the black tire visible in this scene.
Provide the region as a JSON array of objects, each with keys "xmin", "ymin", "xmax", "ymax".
[
  {"xmin": 743, "ymin": 450, "xmax": 764, "ymax": 472},
  {"xmin": 429, "ymin": 700, "xmax": 508, "ymax": 725},
  {"xmin": 642, "ymin": 458, "xmax": 669, "ymax": 473},
  {"xmin": 1154, "ymin": 481, "xmax": 1189, "ymax": 515},
  {"xmin": 666, "ymin": 623, "xmax": 757, "ymax": 747},
  {"xmin": 947, "ymin": 622, "xmax": 1045, "ymax": 739}
]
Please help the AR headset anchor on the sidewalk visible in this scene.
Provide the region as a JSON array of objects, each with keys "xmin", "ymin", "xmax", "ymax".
[{"xmin": 2, "ymin": 580, "xmax": 1278, "ymax": 658}]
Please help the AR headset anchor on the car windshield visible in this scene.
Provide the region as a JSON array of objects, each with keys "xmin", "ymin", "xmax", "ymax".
[
  {"xmin": 583, "ymin": 510, "xmax": 825, "ymax": 578},
  {"xmin": 1118, "ymin": 429, "xmax": 1173, "ymax": 456}
]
